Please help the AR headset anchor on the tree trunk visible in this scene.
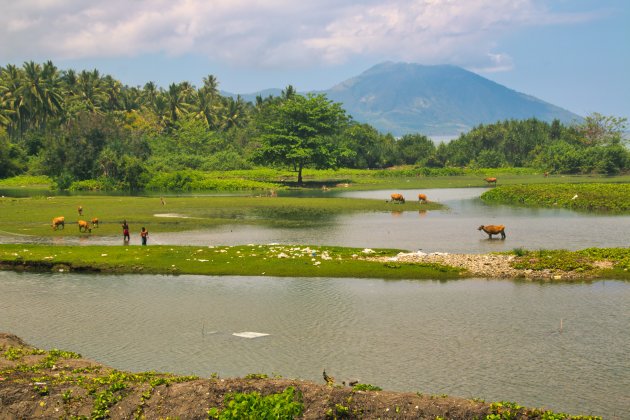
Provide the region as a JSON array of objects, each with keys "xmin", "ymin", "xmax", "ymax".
[{"xmin": 297, "ymin": 163, "xmax": 303, "ymax": 185}]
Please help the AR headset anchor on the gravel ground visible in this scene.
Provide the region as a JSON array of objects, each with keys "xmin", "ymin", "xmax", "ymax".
[{"xmin": 367, "ymin": 251, "xmax": 609, "ymax": 280}]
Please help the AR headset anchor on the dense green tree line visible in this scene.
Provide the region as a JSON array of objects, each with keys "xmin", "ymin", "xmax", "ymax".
[{"xmin": 0, "ymin": 61, "xmax": 627, "ymax": 190}]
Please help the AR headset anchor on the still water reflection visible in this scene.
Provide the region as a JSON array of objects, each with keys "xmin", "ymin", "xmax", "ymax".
[{"xmin": 0, "ymin": 271, "xmax": 628, "ymax": 418}]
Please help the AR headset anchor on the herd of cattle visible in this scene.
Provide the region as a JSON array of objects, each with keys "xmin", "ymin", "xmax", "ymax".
[
  {"xmin": 51, "ymin": 206, "xmax": 99, "ymax": 233},
  {"xmin": 387, "ymin": 177, "xmax": 506, "ymax": 239}
]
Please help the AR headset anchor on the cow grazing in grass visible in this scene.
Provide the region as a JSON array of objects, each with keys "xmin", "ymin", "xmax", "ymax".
[
  {"xmin": 390, "ymin": 193, "xmax": 405, "ymax": 204},
  {"xmin": 478, "ymin": 224, "xmax": 506, "ymax": 239},
  {"xmin": 418, "ymin": 193, "xmax": 428, "ymax": 203},
  {"xmin": 51, "ymin": 216, "xmax": 65, "ymax": 230},
  {"xmin": 91, "ymin": 218, "xmax": 99, "ymax": 228},
  {"xmin": 78, "ymin": 220, "xmax": 91, "ymax": 233},
  {"xmin": 78, "ymin": 206, "xmax": 83, "ymax": 216},
  {"xmin": 484, "ymin": 177, "xmax": 497, "ymax": 186}
]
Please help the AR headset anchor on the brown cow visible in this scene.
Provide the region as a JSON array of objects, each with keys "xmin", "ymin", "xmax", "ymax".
[
  {"xmin": 78, "ymin": 206, "xmax": 83, "ymax": 216},
  {"xmin": 390, "ymin": 193, "xmax": 405, "ymax": 204},
  {"xmin": 91, "ymin": 217, "xmax": 99, "ymax": 228},
  {"xmin": 51, "ymin": 216, "xmax": 65, "ymax": 230},
  {"xmin": 484, "ymin": 177, "xmax": 497, "ymax": 186},
  {"xmin": 418, "ymin": 193, "xmax": 428, "ymax": 203},
  {"xmin": 78, "ymin": 220, "xmax": 91, "ymax": 233},
  {"xmin": 478, "ymin": 224, "xmax": 506, "ymax": 239}
]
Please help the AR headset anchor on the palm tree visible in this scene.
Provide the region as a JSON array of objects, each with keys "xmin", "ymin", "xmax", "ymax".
[
  {"xmin": 202, "ymin": 75, "xmax": 219, "ymax": 98},
  {"xmin": 72, "ymin": 69, "xmax": 107, "ymax": 114},
  {"xmin": 40, "ymin": 60, "xmax": 64, "ymax": 126},
  {"xmin": 191, "ymin": 88, "xmax": 220, "ymax": 129},
  {"xmin": 102, "ymin": 75, "xmax": 122, "ymax": 111},
  {"xmin": 166, "ymin": 83, "xmax": 191, "ymax": 123},
  {"xmin": 0, "ymin": 64, "xmax": 26, "ymax": 136},
  {"xmin": 218, "ymin": 95, "xmax": 247, "ymax": 130},
  {"xmin": 141, "ymin": 81, "xmax": 160, "ymax": 109}
]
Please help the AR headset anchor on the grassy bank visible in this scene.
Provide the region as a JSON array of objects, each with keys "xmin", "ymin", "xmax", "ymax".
[
  {"xmin": 3, "ymin": 169, "xmax": 630, "ymax": 192},
  {"xmin": 0, "ymin": 244, "xmax": 463, "ymax": 280},
  {"xmin": 1, "ymin": 244, "xmax": 629, "ymax": 280},
  {"xmin": 481, "ymin": 183, "xmax": 630, "ymax": 213},
  {"xmin": 0, "ymin": 195, "xmax": 443, "ymax": 237}
]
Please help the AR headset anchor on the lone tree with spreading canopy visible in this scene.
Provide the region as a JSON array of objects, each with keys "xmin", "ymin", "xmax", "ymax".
[{"xmin": 253, "ymin": 89, "xmax": 351, "ymax": 184}]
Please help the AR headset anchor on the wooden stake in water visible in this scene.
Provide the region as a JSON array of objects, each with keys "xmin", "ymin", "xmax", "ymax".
[{"xmin": 560, "ymin": 318, "xmax": 563, "ymax": 333}]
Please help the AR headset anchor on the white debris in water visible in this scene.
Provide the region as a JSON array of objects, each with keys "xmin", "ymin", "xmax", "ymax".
[
  {"xmin": 277, "ymin": 252, "xmax": 289, "ymax": 258},
  {"xmin": 198, "ymin": 259, "xmax": 209, "ymax": 262},
  {"xmin": 233, "ymin": 332, "xmax": 270, "ymax": 339}
]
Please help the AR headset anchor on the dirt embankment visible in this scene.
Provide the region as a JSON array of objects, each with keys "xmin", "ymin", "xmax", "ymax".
[{"xmin": 0, "ymin": 333, "xmax": 599, "ymax": 419}]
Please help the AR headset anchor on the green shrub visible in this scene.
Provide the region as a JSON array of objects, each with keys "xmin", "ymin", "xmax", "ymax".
[
  {"xmin": 207, "ymin": 386, "xmax": 303, "ymax": 419},
  {"xmin": 352, "ymin": 383, "xmax": 382, "ymax": 391}
]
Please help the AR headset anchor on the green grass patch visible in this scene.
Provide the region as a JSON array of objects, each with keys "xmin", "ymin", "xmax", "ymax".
[
  {"xmin": 507, "ymin": 247, "xmax": 630, "ymax": 278},
  {"xmin": 4, "ymin": 168, "xmax": 630, "ymax": 192},
  {"xmin": 481, "ymin": 183, "xmax": 630, "ymax": 213},
  {"xmin": 0, "ymin": 244, "xmax": 463, "ymax": 280},
  {"xmin": 0, "ymin": 194, "xmax": 444, "ymax": 237},
  {"xmin": 0, "ymin": 175, "xmax": 53, "ymax": 188}
]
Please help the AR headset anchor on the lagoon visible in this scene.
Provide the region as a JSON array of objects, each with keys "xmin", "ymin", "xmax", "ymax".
[{"xmin": 0, "ymin": 271, "xmax": 628, "ymax": 418}]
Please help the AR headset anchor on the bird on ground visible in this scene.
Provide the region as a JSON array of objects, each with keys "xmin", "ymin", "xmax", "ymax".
[{"xmin": 323, "ymin": 369, "xmax": 335, "ymax": 386}]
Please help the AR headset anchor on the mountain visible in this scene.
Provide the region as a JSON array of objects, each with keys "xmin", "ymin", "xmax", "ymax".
[{"xmin": 231, "ymin": 62, "xmax": 582, "ymax": 137}]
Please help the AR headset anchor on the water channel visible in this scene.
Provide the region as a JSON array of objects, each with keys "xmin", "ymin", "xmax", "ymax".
[{"xmin": 0, "ymin": 271, "xmax": 628, "ymax": 418}]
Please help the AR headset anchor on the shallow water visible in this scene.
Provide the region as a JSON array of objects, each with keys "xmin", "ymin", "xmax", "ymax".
[
  {"xmin": 0, "ymin": 271, "xmax": 627, "ymax": 418},
  {"xmin": 3, "ymin": 188, "xmax": 628, "ymax": 253}
]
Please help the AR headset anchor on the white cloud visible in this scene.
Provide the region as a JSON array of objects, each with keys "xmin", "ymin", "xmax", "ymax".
[{"xmin": 0, "ymin": 0, "xmax": 602, "ymax": 71}]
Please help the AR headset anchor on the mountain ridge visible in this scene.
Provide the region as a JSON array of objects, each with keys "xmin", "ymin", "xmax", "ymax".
[{"xmin": 227, "ymin": 62, "xmax": 581, "ymax": 137}]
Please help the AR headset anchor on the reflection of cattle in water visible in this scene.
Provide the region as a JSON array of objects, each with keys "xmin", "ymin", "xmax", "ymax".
[
  {"xmin": 478, "ymin": 224, "xmax": 506, "ymax": 239},
  {"xmin": 389, "ymin": 193, "xmax": 405, "ymax": 204},
  {"xmin": 418, "ymin": 193, "xmax": 428, "ymax": 203},
  {"xmin": 484, "ymin": 177, "xmax": 497, "ymax": 186},
  {"xmin": 52, "ymin": 216, "xmax": 65, "ymax": 230},
  {"xmin": 78, "ymin": 220, "xmax": 91, "ymax": 233},
  {"xmin": 391, "ymin": 210, "xmax": 403, "ymax": 217},
  {"xmin": 91, "ymin": 218, "xmax": 99, "ymax": 228}
]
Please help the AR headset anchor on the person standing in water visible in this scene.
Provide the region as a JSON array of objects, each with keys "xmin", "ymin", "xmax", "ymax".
[
  {"xmin": 122, "ymin": 220, "xmax": 130, "ymax": 242},
  {"xmin": 140, "ymin": 227, "xmax": 148, "ymax": 245}
]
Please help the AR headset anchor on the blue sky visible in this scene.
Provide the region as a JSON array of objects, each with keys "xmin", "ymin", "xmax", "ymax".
[{"xmin": 1, "ymin": 0, "xmax": 628, "ymax": 121}]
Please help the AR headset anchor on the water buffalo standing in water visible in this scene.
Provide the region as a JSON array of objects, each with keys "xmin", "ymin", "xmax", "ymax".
[{"xmin": 478, "ymin": 224, "xmax": 506, "ymax": 239}]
